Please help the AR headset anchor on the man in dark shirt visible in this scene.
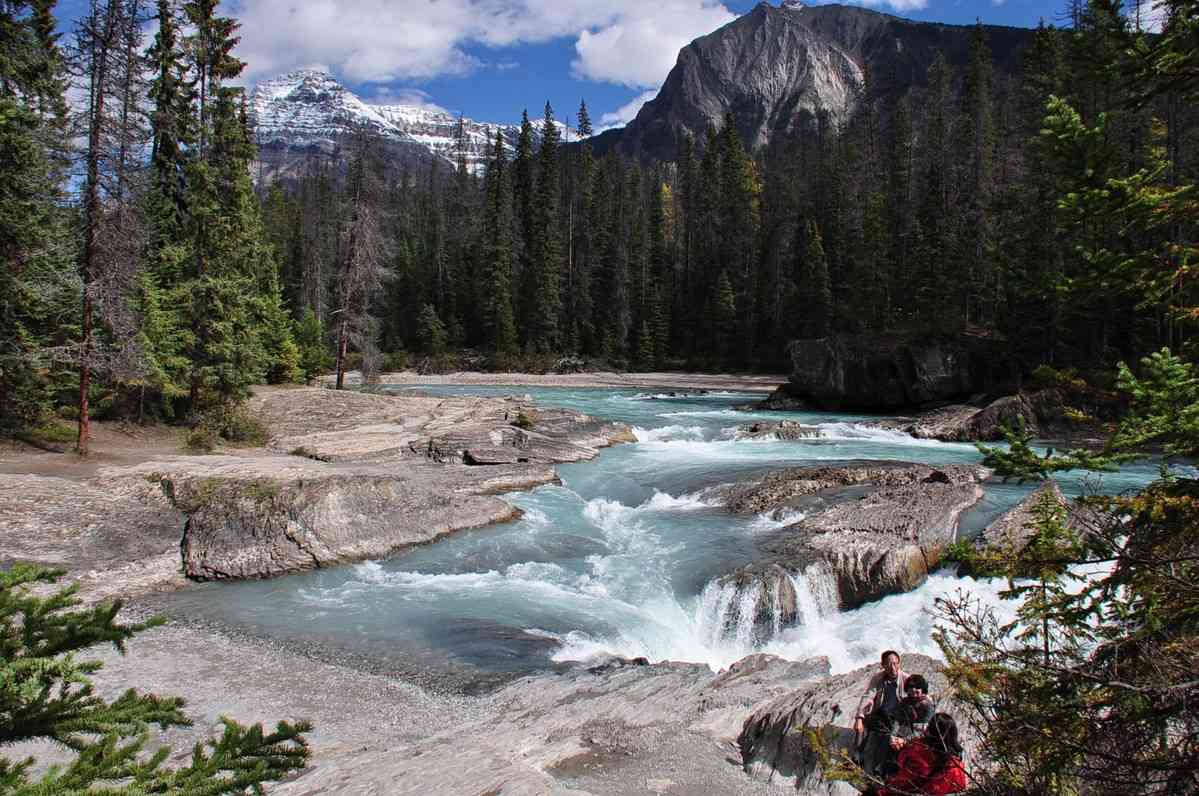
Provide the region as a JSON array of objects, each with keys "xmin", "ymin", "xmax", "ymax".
[{"xmin": 854, "ymin": 650, "xmax": 910, "ymax": 780}]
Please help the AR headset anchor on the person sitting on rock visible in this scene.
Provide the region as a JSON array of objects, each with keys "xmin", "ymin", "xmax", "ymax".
[
  {"xmin": 881, "ymin": 673, "xmax": 937, "ymax": 776},
  {"xmin": 894, "ymin": 673, "xmax": 935, "ymax": 741},
  {"xmin": 854, "ymin": 650, "xmax": 909, "ymax": 780},
  {"xmin": 867, "ymin": 712, "xmax": 967, "ymax": 796}
]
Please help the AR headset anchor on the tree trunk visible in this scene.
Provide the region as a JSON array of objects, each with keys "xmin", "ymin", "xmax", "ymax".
[{"xmin": 78, "ymin": 1, "xmax": 117, "ymax": 457}]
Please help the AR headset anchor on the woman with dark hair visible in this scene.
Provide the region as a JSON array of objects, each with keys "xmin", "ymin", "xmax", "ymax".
[{"xmin": 868, "ymin": 713, "xmax": 967, "ymax": 795}]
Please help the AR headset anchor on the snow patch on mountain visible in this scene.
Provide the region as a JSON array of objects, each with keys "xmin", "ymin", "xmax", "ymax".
[{"xmin": 250, "ymin": 70, "xmax": 574, "ymax": 177}]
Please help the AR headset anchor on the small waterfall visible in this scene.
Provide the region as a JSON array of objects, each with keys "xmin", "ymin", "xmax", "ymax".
[
  {"xmin": 698, "ymin": 562, "xmax": 839, "ymax": 649},
  {"xmin": 789, "ymin": 563, "xmax": 840, "ymax": 627}
]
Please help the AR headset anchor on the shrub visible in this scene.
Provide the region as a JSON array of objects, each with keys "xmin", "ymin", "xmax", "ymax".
[
  {"xmin": 511, "ymin": 411, "xmax": 534, "ymax": 430},
  {"xmin": 184, "ymin": 424, "xmax": 218, "ymax": 453}
]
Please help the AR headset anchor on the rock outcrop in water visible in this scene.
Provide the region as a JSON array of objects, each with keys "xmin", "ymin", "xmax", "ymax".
[
  {"xmin": 723, "ymin": 463, "xmax": 988, "ymax": 608},
  {"xmin": 164, "ymin": 468, "xmax": 529, "ymax": 580},
  {"xmin": 871, "ymin": 394, "xmax": 1040, "ymax": 442},
  {"xmin": 782, "ymin": 333, "xmax": 1020, "ymax": 412},
  {"xmin": 149, "ymin": 387, "xmax": 634, "ymax": 581}
]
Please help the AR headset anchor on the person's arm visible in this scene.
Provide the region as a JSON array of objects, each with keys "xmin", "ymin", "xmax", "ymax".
[{"xmin": 854, "ymin": 672, "xmax": 882, "ymax": 737}]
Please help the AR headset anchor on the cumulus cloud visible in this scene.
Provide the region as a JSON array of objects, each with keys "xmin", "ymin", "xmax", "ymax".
[
  {"xmin": 572, "ymin": 2, "xmax": 735, "ymax": 88},
  {"xmin": 229, "ymin": 0, "xmax": 737, "ymax": 87},
  {"xmin": 597, "ymin": 89, "xmax": 659, "ymax": 132}
]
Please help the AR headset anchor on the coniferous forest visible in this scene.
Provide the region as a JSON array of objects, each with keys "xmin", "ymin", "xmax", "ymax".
[{"xmin": 2, "ymin": 0, "xmax": 1197, "ymax": 443}]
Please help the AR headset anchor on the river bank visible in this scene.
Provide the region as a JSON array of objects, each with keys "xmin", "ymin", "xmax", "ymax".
[{"xmin": 1, "ymin": 376, "xmax": 1141, "ymax": 793}]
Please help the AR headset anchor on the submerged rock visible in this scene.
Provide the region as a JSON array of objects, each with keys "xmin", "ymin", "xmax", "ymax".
[{"xmin": 736, "ymin": 420, "xmax": 823, "ymax": 441}]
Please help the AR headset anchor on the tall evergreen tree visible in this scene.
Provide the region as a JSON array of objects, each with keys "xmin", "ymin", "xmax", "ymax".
[{"xmin": 527, "ymin": 102, "xmax": 562, "ymax": 352}]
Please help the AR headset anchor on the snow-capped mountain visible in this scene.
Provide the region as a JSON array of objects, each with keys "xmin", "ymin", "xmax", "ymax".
[{"xmin": 249, "ymin": 70, "xmax": 572, "ymax": 182}]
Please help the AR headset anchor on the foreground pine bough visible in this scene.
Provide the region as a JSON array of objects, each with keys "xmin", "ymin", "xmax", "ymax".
[{"xmin": 0, "ymin": 565, "xmax": 310, "ymax": 793}]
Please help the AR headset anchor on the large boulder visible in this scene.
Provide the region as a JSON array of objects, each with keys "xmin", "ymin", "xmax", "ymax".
[
  {"xmin": 785, "ymin": 333, "xmax": 1020, "ymax": 411},
  {"xmin": 739, "ymin": 653, "xmax": 975, "ymax": 793},
  {"xmin": 877, "ymin": 394, "xmax": 1040, "ymax": 442},
  {"xmin": 724, "ymin": 463, "xmax": 988, "ymax": 608},
  {"xmin": 162, "ymin": 467, "xmax": 540, "ymax": 580}
]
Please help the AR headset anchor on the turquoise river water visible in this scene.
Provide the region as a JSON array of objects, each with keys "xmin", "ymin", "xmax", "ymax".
[{"xmin": 161, "ymin": 386, "xmax": 1163, "ymax": 691}]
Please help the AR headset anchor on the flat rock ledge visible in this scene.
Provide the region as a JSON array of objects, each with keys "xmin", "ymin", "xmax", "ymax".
[
  {"xmin": 722, "ymin": 463, "xmax": 988, "ymax": 608},
  {"xmin": 162, "ymin": 467, "xmax": 531, "ymax": 580},
  {"xmin": 740, "ymin": 653, "xmax": 974, "ymax": 794}
]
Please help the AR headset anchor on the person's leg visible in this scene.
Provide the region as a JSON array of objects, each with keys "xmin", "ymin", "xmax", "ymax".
[{"xmin": 860, "ymin": 731, "xmax": 890, "ymax": 782}]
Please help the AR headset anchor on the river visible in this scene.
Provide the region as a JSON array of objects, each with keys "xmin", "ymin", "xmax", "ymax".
[{"xmin": 160, "ymin": 386, "xmax": 1160, "ymax": 692}]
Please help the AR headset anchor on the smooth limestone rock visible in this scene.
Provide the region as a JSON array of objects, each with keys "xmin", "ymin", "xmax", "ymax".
[
  {"xmin": 724, "ymin": 463, "xmax": 988, "ymax": 608},
  {"xmin": 739, "ymin": 653, "xmax": 973, "ymax": 793},
  {"xmin": 784, "ymin": 333, "xmax": 1020, "ymax": 412},
  {"xmin": 164, "ymin": 469, "xmax": 528, "ymax": 580},
  {"xmin": 148, "ymin": 387, "xmax": 637, "ymax": 581},
  {"xmin": 269, "ymin": 652, "xmax": 832, "ymax": 795},
  {"xmin": 724, "ymin": 462, "xmax": 987, "ymax": 515}
]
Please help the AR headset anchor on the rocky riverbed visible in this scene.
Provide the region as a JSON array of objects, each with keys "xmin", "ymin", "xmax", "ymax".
[{"xmin": 3, "ymin": 378, "xmax": 1073, "ymax": 793}]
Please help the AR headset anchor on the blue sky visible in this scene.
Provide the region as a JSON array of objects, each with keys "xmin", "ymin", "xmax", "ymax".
[{"xmin": 55, "ymin": 0, "xmax": 1074, "ymax": 130}]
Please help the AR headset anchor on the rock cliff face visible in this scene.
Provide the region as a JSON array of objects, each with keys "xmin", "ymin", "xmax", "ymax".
[
  {"xmin": 782, "ymin": 332, "xmax": 1021, "ymax": 412},
  {"xmin": 593, "ymin": 1, "xmax": 1032, "ymax": 161}
]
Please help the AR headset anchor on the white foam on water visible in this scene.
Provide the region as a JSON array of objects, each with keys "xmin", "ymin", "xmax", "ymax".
[
  {"xmin": 748, "ymin": 508, "xmax": 806, "ymax": 531},
  {"xmin": 546, "ymin": 566, "xmax": 1029, "ymax": 675},
  {"xmin": 814, "ymin": 422, "xmax": 974, "ymax": 449},
  {"xmin": 631, "ymin": 425, "xmax": 709, "ymax": 443},
  {"xmin": 641, "ymin": 489, "xmax": 721, "ymax": 512}
]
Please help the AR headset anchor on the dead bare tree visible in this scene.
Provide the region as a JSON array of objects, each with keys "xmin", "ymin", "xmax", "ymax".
[
  {"xmin": 333, "ymin": 129, "xmax": 393, "ymax": 389},
  {"xmin": 73, "ymin": 0, "xmax": 150, "ymax": 454}
]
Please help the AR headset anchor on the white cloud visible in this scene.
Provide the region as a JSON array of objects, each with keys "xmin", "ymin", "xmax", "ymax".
[
  {"xmin": 597, "ymin": 89, "xmax": 659, "ymax": 132},
  {"xmin": 572, "ymin": 2, "xmax": 735, "ymax": 88},
  {"xmin": 229, "ymin": 0, "xmax": 737, "ymax": 87},
  {"xmin": 363, "ymin": 87, "xmax": 449, "ymax": 113}
]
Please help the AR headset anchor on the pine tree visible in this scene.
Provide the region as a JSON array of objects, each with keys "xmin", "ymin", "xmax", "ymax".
[
  {"xmin": 804, "ymin": 221, "xmax": 832, "ymax": 338},
  {"xmin": 527, "ymin": 102, "xmax": 562, "ymax": 353},
  {"xmin": 483, "ymin": 128, "xmax": 517, "ymax": 355},
  {"xmin": 0, "ymin": 564, "xmax": 310, "ymax": 792},
  {"xmin": 0, "ymin": 0, "xmax": 73, "ymax": 432},
  {"xmin": 332, "ymin": 130, "xmax": 392, "ymax": 389}
]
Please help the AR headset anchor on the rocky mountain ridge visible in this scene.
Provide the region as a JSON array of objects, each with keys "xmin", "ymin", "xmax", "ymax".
[
  {"xmin": 592, "ymin": 0, "xmax": 1033, "ymax": 161},
  {"xmin": 250, "ymin": 69, "xmax": 571, "ymax": 182}
]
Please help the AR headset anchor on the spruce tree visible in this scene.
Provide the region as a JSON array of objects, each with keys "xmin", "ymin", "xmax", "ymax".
[
  {"xmin": 483, "ymin": 128, "xmax": 518, "ymax": 356},
  {"xmin": 0, "ymin": 564, "xmax": 310, "ymax": 792},
  {"xmin": 527, "ymin": 102, "xmax": 562, "ymax": 353},
  {"xmin": 0, "ymin": 0, "xmax": 72, "ymax": 431}
]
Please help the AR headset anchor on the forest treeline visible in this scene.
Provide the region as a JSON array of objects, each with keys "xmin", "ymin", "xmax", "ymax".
[
  {"xmin": 267, "ymin": 1, "xmax": 1198, "ymax": 384},
  {"xmin": 1, "ymin": 0, "xmax": 1196, "ymax": 448}
]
